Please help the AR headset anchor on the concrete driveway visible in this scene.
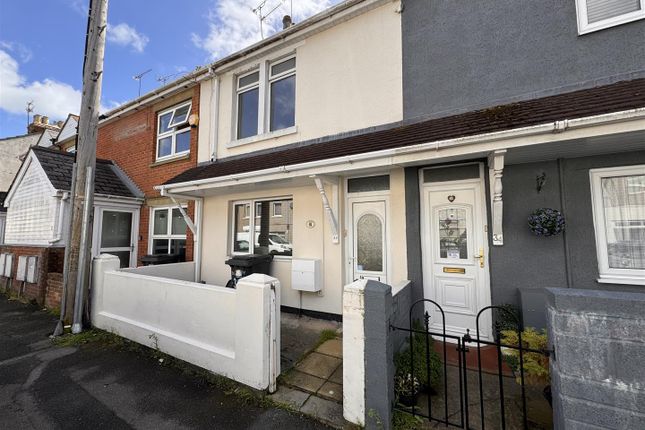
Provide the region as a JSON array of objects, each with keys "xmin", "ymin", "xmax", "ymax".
[{"xmin": 0, "ymin": 296, "xmax": 329, "ymax": 429}]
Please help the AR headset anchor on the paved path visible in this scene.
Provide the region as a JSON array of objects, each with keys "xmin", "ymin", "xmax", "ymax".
[{"xmin": 0, "ymin": 296, "xmax": 329, "ymax": 429}]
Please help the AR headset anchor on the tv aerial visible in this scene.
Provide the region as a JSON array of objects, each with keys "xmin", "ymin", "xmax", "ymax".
[
  {"xmin": 133, "ymin": 69, "xmax": 152, "ymax": 97},
  {"xmin": 252, "ymin": 0, "xmax": 289, "ymax": 39}
]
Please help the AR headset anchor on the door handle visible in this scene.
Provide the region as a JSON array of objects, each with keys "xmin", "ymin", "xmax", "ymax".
[{"xmin": 473, "ymin": 248, "xmax": 484, "ymax": 268}]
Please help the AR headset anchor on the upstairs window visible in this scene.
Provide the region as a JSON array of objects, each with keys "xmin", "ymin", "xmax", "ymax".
[
  {"xmin": 157, "ymin": 101, "xmax": 192, "ymax": 160},
  {"xmin": 576, "ymin": 0, "xmax": 645, "ymax": 34},
  {"xmin": 234, "ymin": 56, "xmax": 296, "ymax": 141},
  {"xmin": 269, "ymin": 58, "xmax": 296, "ymax": 132},
  {"xmin": 590, "ymin": 165, "xmax": 645, "ymax": 285}
]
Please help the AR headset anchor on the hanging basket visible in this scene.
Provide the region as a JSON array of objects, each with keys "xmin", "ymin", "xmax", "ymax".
[{"xmin": 528, "ymin": 208, "xmax": 565, "ymax": 237}]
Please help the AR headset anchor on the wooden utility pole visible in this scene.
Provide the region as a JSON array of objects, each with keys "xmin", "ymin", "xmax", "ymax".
[{"xmin": 61, "ymin": 0, "xmax": 109, "ymax": 331}]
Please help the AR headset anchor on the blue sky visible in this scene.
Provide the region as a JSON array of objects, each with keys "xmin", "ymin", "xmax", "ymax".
[{"xmin": 0, "ymin": 0, "xmax": 339, "ymax": 138}]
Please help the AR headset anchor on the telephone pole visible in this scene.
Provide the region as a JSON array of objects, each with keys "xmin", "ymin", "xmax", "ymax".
[{"xmin": 58, "ymin": 0, "xmax": 109, "ymax": 333}]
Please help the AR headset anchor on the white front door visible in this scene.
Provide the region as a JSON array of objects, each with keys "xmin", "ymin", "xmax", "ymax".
[
  {"xmin": 421, "ymin": 178, "xmax": 492, "ymax": 340},
  {"xmin": 349, "ymin": 199, "xmax": 388, "ymax": 283},
  {"xmin": 95, "ymin": 208, "xmax": 138, "ymax": 268}
]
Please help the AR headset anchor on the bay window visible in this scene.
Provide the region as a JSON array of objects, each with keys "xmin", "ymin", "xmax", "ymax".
[
  {"xmin": 150, "ymin": 207, "xmax": 188, "ymax": 260},
  {"xmin": 232, "ymin": 198, "xmax": 293, "ymax": 256},
  {"xmin": 590, "ymin": 165, "xmax": 645, "ymax": 285}
]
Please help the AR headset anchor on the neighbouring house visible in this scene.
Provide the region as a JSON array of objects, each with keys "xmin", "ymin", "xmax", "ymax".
[
  {"xmin": 95, "ymin": 77, "xmax": 203, "ymax": 267},
  {"xmin": 51, "ymin": 114, "xmax": 79, "ymax": 153},
  {"xmin": 0, "ymin": 146, "xmax": 143, "ymax": 307},
  {"xmin": 0, "ymin": 114, "xmax": 63, "ymax": 192}
]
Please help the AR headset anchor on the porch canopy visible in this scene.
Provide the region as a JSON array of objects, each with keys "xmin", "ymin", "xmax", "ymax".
[{"xmin": 159, "ymin": 78, "xmax": 645, "ymax": 199}]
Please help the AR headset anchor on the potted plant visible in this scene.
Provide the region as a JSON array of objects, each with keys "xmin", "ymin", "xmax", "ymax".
[
  {"xmin": 395, "ymin": 373, "xmax": 421, "ymax": 407},
  {"xmin": 500, "ymin": 328, "xmax": 551, "ymax": 406},
  {"xmin": 394, "ymin": 321, "xmax": 443, "ymax": 394},
  {"xmin": 527, "ymin": 208, "xmax": 565, "ymax": 237}
]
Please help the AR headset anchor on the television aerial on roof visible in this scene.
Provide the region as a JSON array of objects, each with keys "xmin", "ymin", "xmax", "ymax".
[{"xmin": 252, "ymin": 0, "xmax": 291, "ymax": 39}]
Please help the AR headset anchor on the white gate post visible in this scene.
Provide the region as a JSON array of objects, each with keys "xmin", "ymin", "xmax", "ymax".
[{"xmin": 343, "ymin": 279, "xmax": 368, "ymax": 426}]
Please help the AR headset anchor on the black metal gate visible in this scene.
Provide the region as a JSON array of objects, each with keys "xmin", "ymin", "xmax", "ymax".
[{"xmin": 391, "ymin": 299, "xmax": 552, "ymax": 429}]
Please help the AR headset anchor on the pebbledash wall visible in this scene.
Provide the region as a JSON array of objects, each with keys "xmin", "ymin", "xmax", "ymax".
[
  {"xmin": 401, "ymin": 0, "xmax": 645, "ymax": 121},
  {"xmin": 97, "ymin": 87, "xmax": 200, "ymax": 264},
  {"xmin": 0, "ymin": 245, "xmax": 64, "ymax": 307}
]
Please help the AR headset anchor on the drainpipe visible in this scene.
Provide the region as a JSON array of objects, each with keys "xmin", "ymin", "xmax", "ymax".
[
  {"xmin": 210, "ymin": 74, "xmax": 220, "ymax": 161},
  {"xmin": 50, "ymin": 192, "xmax": 70, "ymax": 244}
]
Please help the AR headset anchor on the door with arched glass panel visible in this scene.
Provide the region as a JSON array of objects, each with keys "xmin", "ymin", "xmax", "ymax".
[{"xmin": 350, "ymin": 200, "xmax": 388, "ymax": 283}]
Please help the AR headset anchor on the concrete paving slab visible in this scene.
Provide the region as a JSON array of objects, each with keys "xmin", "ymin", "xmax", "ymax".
[
  {"xmin": 301, "ymin": 395, "xmax": 345, "ymax": 429},
  {"xmin": 296, "ymin": 352, "xmax": 342, "ymax": 379},
  {"xmin": 282, "ymin": 369, "xmax": 327, "ymax": 394},
  {"xmin": 329, "ymin": 365, "xmax": 343, "ymax": 385},
  {"xmin": 317, "ymin": 381, "xmax": 343, "ymax": 403},
  {"xmin": 268, "ymin": 386, "xmax": 311, "ymax": 410},
  {"xmin": 315, "ymin": 338, "xmax": 342, "ymax": 358}
]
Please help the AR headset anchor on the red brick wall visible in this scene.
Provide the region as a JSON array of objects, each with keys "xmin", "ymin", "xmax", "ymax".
[
  {"xmin": 0, "ymin": 245, "xmax": 64, "ymax": 306},
  {"xmin": 96, "ymin": 87, "xmax": 199, "ymax": 264},
  {"xmin": 45, "ymin": 272, "xmax": 63, "ymax": 309}
]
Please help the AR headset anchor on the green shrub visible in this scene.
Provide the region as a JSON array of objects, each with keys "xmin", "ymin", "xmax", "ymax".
[
  {"xmin": 394, "ymin": 321, "xmax": 442, "ymax": 390},
  {"xmin": 500, "ymin": 327, "xmax": 549, "ymax": 386}
]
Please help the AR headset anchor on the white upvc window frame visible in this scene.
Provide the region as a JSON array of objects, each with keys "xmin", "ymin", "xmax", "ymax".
[
  {"xmin": 149, "ymin": 206, "xmax": 188, "ymax": 255},
  {"xmin": 230, "ymin": 197, "xmax": 293, "ymax": 256},
  {"xmin": 156, "ymin": 101, "xmax": 192, "ymax": 161},
  {"xmin": 233, "ymin": 54, "xmax": 296, "ymax": 142},
  {"xmin": 590, "ymin": 164, "xmax": 645, "ymax": 286},
  {"xmin": 575, "ymin": 0, "xmax": 645, "ymax": 34}
]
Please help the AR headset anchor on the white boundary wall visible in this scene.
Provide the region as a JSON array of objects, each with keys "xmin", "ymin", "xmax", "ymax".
[{"xmin": 91, "ymin": 254, "xmax": 280, "ymax": 391}]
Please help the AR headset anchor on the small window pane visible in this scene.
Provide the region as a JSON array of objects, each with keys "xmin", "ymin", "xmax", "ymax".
[
  {"xmin": 169, "ymin": 104, "xmax": 190, "ymax": 127},
  {"xmin": 273, "ymin": 202, "xmax": 282, "ymax": 216},
  {"xmin": 239, "ymin": 71, "xmax": 259, "ymax": 89},
  {"xmin": 258, "ymin": 199, "xmax": 293, "ymax": 256},
  {"xmin": 348, "ymin": 175, "xmax": 390, "ymax": 193},
  {"xmin": 170, "ymin": 239, "xmax": 186, "ymax": 260},
  {"xmin": 357, "ymin": 214, "xmax": 383, "ymax": 271},
  {"xmin": 171, "ymin": 208, "xmax": 187, "ymax": 235},
  {"xmin": 234, "ymin": 204, "xmax": 251, "ymax": 253},
  {"xmin": 271, "ymin": 58, "xmax": 296, "ymax": 76},
  {"xmin": 158, "ymin": 136, "xmax": 172, "ymax": 158},
  {"xmin": 158, "ymin": 112, "xmax": 172, "ymax": 134},
  {"xmin": 270, "ymin": 74, "xmax": 295, "ymax": 131},
  {"xmin": 438, "ymin": 208, "xmax": 468, "ymax": 259},
  {"xmin": 601, "ymin": 174, "xmax": 645, "ymax": 269},
  {"xmin": 100, "ymin": 211, "xmax": 132, "ymax": 248},
  {"xmin": 176, "ymin": 130, "xmax": 190, "ymax": 153},
  {"xmin": 152, "ymin": 239, "xmax": 169, "ymax": 254},
  {"xmin": 153, "ymin": 210, "xmax": 168, "ymax": 235},
  {"xmin": 237, "ymin": 88, "xmax": 259, "ymax": 139}
]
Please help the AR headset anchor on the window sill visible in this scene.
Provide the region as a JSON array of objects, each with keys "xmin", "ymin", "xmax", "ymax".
[
  {"xmin": 597, "ymin": 275, "xmax": 645, "ymax": 287},
  {"xmin": 150, "ymin": 153, "xmax": 190, "ymax": 167},
  {"xmin": 227, "ymin": 126, "xmax": 298, "ymax": 149}
]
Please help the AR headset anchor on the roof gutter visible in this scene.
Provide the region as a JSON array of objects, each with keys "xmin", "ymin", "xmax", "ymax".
[{"xmin": 158, "ymin": 107, "xmax": 645, "ymax": 194}]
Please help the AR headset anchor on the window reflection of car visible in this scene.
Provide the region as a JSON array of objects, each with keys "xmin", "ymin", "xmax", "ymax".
[{"xmin": 234, "ymin": 233, "xmax": 292, "ymax": 255}]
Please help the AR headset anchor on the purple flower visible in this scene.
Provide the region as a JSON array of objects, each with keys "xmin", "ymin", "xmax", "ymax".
[{"xmin": 528, "ymin": 208, "xmax": 565, "ymax": 237}]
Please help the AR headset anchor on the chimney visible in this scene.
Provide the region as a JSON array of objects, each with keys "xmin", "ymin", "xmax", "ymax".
[
  {"xmin": 42, "ymin": 116, "xmax": 49, "ymax": 125},
  {"xmin": 282, "ymin": 15, "xmax": 292, "ymax": 30},
  {"xmin": 56, "ymin": 120, "xmax": 64, "ymax": 127},
  {"xmin": 33, "ymin": 114, "xmax": 42, "ymax": 124},
  {"xmin": 27, "ymin": 113, "xmax": 63, "ymax": 134}
]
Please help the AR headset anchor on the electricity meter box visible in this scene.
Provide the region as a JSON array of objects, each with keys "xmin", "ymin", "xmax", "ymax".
[{"xmin": 291, "ymin": 258, "xmax": 321, "ymax": 292}]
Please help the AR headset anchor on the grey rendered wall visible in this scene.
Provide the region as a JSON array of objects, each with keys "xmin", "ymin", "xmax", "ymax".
[
  {"xmin": 402, "ymin": 0, "xmax": 645, "ymax": 121},
  {"xmin": 490, "ymin": 151, "xmax": 645, "ymax": 310},
  {"xmin": 547, "ymin": 288, "xmax": 645, "ymax": 429}
]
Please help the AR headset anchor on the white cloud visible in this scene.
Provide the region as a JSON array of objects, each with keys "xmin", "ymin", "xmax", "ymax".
[
  {"xmin": 107, "ymin": 23, "xmax": 149, "ymax": 53},
  {"xmin": 66, "ymin": 0, "xmax": 88, "ymax": 16},
  {"xmin": 192, "ymin": 0, "xmax": 339, "ymax": 60},
  {"xmin": 0, "ymin": 41, "xmax": 33, "ymax": 63},
  {"xmin": 0, "ymin": 49, "xmax": 109, "ymax": 121}
]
